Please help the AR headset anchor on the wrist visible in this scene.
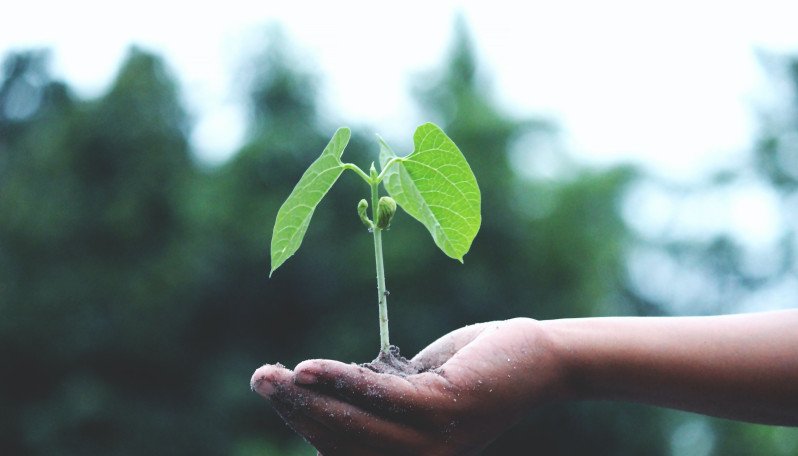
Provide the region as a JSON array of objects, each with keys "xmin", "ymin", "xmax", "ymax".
[
  {"xmin": 509, "ymin": 318, "xmax": 576, "ymax": 407},
  {"xmin": 538, "ymin": 318, "xmax": 598, "ymax": 403}
]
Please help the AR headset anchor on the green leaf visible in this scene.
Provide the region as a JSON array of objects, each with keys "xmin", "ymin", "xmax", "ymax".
[
  {"xmin": 270, "ymin": 127, "xmax": 351, "ymax": 276},
  {"xmin": 379, "ymin": 123, "xmax": 481, "ymax": 262}
]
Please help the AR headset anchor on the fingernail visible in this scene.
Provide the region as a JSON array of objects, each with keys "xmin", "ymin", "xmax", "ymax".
[
  {"xmin": 251, "ymin": 375, "xmax": 276, "ymax": 396},
  {"xmin": 295, "ymin": 371, "xmax": 318, "ymax": 385}
]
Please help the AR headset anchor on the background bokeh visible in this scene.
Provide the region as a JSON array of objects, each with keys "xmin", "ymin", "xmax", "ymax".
[{"xmin": 2, "ymin": 8, "xmax": 798, "ymax": 456}]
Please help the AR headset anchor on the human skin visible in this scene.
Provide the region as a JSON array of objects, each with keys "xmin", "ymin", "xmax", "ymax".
[{"xmin": 250, "ymin": 310, "xmax": 798, "ymax": 455}]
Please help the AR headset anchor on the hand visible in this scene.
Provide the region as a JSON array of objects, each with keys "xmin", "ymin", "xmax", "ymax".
[
  {"xmin": 250, "ymin": 318, "xmax": 566, "ymax": 456},
  {"xmin": 252, "ymin": 310, "xmax": 798, "ymax": 455}
]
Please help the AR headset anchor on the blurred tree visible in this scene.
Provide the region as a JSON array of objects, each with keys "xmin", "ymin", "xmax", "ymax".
[
  {"xmin": 0, "ymin": 50, "xmax": 71, "ymax": 143},
  {"xmin": 756, "ymin": 55, "xmax": 798, "ymax": 191},
  {"xmin": 618, "ymin": 50, "xmax": 798, "ymax": 455},
  {"xmin": 0, "ymin": 47, "xmax": 211, "ymax": 455},
  {"xmin": 183, "ymin": 27, "xmax": 350, "ymax": 451}
]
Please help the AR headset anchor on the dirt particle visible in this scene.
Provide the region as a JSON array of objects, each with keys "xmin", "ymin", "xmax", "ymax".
[{"xmin": 360, "ymin": 345, "xmax": 423, "ymax": 377}]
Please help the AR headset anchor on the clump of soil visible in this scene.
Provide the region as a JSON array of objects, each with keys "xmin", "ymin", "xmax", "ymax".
[{"xmin": 360, "ymin": 345, "xmax": 427, "ymax": 377}]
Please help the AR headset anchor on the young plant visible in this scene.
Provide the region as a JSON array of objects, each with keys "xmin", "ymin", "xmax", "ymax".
[{"xmin": 270, "ymin": 123, "xmax": 481, "ymax": 357}]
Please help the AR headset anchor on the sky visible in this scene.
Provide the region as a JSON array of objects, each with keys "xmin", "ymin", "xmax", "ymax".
[
  {"xmin": 2, "ymin": 0, "xmax": 798, "ymax": 178},
  {"xmin": 4, "ymin": 0, "xmax": 798, "ymax": 313}
]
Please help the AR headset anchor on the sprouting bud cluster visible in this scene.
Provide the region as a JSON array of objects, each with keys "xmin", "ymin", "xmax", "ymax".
[
  {"xmin": 356, "ymin": 196, "xmax": 397, "ymax": 230},
  {"xmin": 376, "ymin": 196, "xmax": 396, "ymax": 229},
  {"xmin": 357, "ymin": 199, "xmax": 373, "ymax": 229}
]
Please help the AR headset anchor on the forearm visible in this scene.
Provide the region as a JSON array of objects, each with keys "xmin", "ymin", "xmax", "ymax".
[{"xmin": 543, "ymin": 310, "xmax": 798, "ymax": 426}]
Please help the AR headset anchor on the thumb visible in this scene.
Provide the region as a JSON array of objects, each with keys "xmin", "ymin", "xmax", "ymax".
[{"xmin": 294, "ymin": 359, "xmax": 449, "ymax": 415}]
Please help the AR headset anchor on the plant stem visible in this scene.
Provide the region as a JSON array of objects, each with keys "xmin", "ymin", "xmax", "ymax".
[
  {"xmin": 370, "ymin": 175, "xmax": 390, "ymax": 355},
  {"xmin": 342, "ymin": 163, "xmax": 372, "ymax": 183}
]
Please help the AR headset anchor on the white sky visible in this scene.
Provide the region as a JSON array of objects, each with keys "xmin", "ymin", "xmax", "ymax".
[{"xmin": 2, "ymin": 0, "xmax": 798, "ymax": 176}]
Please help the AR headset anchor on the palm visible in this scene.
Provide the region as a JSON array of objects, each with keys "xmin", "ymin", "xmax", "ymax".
[{"xmin": 251, "ymin": 318, "xmax": 557, "ymax": 456}]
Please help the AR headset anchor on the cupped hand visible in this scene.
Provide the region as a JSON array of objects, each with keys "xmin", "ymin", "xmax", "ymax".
[{"xmin": 250, "ymin": 318, "xmax": 567, "ymax": 456}]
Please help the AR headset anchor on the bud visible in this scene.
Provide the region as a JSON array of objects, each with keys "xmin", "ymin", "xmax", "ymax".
[
  {"xmin": 357, "ymin": 199, "xmax": 373, "ymax": 229},
  {"xmin": 376, "ymin": 196, "xmax": 397, "ymax": 229}
]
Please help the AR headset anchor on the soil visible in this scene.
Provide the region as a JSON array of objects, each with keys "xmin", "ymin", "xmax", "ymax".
[{"xmin": 360, "ymin": 345, "xmax": 429, "ymax": 377}]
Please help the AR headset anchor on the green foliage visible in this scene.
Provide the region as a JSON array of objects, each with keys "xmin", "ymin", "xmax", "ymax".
[
  {"xmin": 379, "ymin": 123, "xmax": 481, "ymax": 262},
  {"xmin": 269, "ymin": 121, "xmax": 480, "ymax": 353},
  {"xmin": 270, "ymin": 122, "xmax": 481, "ymax": 274},
  {"xmin": 270, "ymin": 127, "xmax": 351, "ymax": 275}
]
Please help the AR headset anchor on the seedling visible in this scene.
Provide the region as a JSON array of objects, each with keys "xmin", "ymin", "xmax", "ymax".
[{"xmin": 270, "ymin": 123, "xmax": 481, "ymax": 357}]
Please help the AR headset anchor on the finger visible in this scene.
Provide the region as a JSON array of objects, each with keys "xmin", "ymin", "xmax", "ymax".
[
  {"xmin": 299, "ymin": 383, "xmax": 439, "ymax": 451},
  {"xmin": 252, "ymin": 364, "xmax": 437, "ymax": 454},
  {"xmin": 269, "ymin": 394, "xmax": 338, "ymax": 451},
  {"xmin": 268, "ymin": 377, "xmax": 435, "ymax": 455},
  {"xmin": 252, "ymin": 365, "xmax": 377, "ymax": 455},
  {"xmin": 294, "ymin": 359, "xmax": 452, "ymax": 418},
  {"xmin": 269, "ymin": 393, "xmax": 372, "ymax": 456},
  {"xmin": 251, "ymin": 363, "xmax": 293, "ymax": 397},
  {"xmin": 412, "ymin": 322, "xmax": 491, "ymax": 369},
  {"xmin": 251, "ymin": 365, "xmax": 337, "ymax": 449}
]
